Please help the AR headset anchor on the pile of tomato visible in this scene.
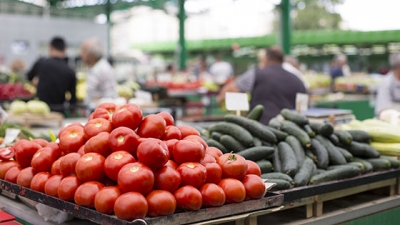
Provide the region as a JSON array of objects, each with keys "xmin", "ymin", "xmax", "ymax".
[{"xmin": 0, "ymin": 103, "xmax": 266, "ymax": 221}]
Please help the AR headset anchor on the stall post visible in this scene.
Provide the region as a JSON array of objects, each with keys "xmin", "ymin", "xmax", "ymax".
[
  {"xmin": 279, "ymin": 0, "xmax": 291, "ymax": 55},
  {"xmin": 178, "ymin": 0, "xmax": 187, "ymax": 71}
]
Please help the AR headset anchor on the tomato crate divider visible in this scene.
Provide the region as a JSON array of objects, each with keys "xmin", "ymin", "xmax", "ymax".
[
  {"xmin": 273, "ymin": 169, "xmax": 400, "ymax": 218},
  {"xmin": 0, "ymin": 180, "xmax": 283, "ymax": 225}
]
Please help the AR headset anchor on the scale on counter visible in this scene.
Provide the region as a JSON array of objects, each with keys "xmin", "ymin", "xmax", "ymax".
[{"xmin": 297, "ymin": 108, "xmax": 355, "ymax": 125}]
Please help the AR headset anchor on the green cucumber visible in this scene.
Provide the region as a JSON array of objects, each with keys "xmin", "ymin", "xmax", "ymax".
[
  {"xmin": 278, "ymin": 142, "xmax": 298, "ymax": 177},
  {"xmin": 253, "ymin": 137, "xmax": 262, "ymax": 147},
  {"xmin": 329, "ymin": 134, "xmax": 340, "ymax": 145},
  {"xmin": 224, "ymin": 115, "xmax": 277, "ymax": 143},
  {"xmin": 305, "ymin": 148, "xmax": 318, "ymax": 163},
  {"xmin": 247, "ymin": 104, "xmax": 264, "ymax": 121},
  {"xmin": 310, "ymin": 138, "xmax": 329, "ymax": 169},
  {"xmin": 219, "ymin": 135, "xmax": 246, "ymax": 153},
  {"xmin": 345, "ymin": 142, "xmax": 380, "ymax": 158},
  {"xmin": 366, "ymin": 158, "xmax": 392, "ymax": 171},
  {"xmin": 310, "ymin": 122, "xmax": 334, "ymax": 137},
  {"xmin": 303, "ymin": 124, "xmax": 315, "ymax": 138},
  {"xmin": 347, "ymin": 162, "xmax": 366, "ymax": 174},
  {"xmin": 280, "ymin": 109, "xmax": 309, "ymax": 126},
  {"xmin": 312, "ymin": 164, "xmax": 318, "ymax": 176},
  {"xmin": 315, "ymin": 135, "xmax": 347, "ymax": 165},
  {"xmin": 327, "ymin": 165, "xmax": 358, "ymax": 171},
  {"xmin": 268, "ymin": 118, "xmax": 281, "ymax": 129},
  {"xmin": 268, "ymin": 179, "xmax": 292, "ymax": 191},
  {"xmin": 208, "ymin": 122, "xmax": 254, "ymax": 147},
  {"xmin": 237, "ymin": 146, "xmax": 275, "ymax": 162},
  {"xmin": 260, "ymin": 172, "xmax": 294, "ymax": 184},
  {"xmin": 316, "ymin": 169, "xmax": 326, "ymax": 174},
  {"xmin": 211, "ymin": 132, "xmax": 222, "ymax": 141},
  {"xmin": 256, "ymin": 160, "xmax": 273, "ymax": 173},
  {"xmin": 347, "ymin": 130, "xmax": 371, "ymax": 143},
  {"xmin": 294, "ymin": 157, "xmax": 315, "ymax": 187},
  {"xmin": 206, "ymin": 139, "xmax": 228, "ymax": 153},
  {"xmin": 272, "ymin": 146, "xmax": 282, "ymax": 173},
  {"xmin": 309, "ymin": 166, "xmax": 361, "ymax": 185},
  {"xmin": 285, "ymin": 135, "xmax": 305, "ymax": 169},
  {"xmin": 267, "ymin": 127, "xmax": 288, "ymax": 141},
  {"xmin": 380, "ymin": 156, "xmax": 400, "ymax": 168},
  {"xmin": 281, "ymin": 120, "xmax": 311, "ymax": 147},
  {"xmin": 334, "ymin": 130, "xmax": 353, "ymax": 145},
  {"xmin": 337, "ymin": 147, "xmax": 353, "ymax": 162},
  {"xmin": 351, "ymin": 157, "xmax": 373, "ymax": 173}
]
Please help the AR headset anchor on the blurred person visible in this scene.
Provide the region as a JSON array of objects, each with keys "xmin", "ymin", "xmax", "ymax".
[
  {"xmin": 26, "ymin": 36, "xmax": 76, "ymax": 113},
  {"xmin": 81, "ymin": 38, "xmax": 117, "ymax": 109},
  {"xmin": 157, "ymin": 64, "xmax": 175, "ymax": 82},
  {"xmin": 10, "ymin": 59, "xmax": 26, "ymax": 82},
  {"xmin": 209, "ymin": 55, "xmax": 233, "ymax": 85},
  {"xmin": 217, "ymin": 46, "xmax": 306, "ymax": 124},
  {"xmin": 329, "ymin": 54, "xmax": 351, "ymax": 91},
  {"xmin": 283, "ymin": 56, "xmax": 310, "ymax": 89},
  {"xmin": 375, "ymin": 52, "xmax": 400, "ymax": 115}
]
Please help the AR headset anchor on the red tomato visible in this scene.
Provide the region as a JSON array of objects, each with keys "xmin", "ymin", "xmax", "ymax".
[
  {"xmin": 46, "ymin": 142, "xmax": 62, "ymax": 155},
  {"xmin": 200, "ymin": 183, "xmax": 226, "ymax": 207},
  {"xmin": 174, "ymin": 185, "xmax": 202, "ymax": 211},
  {"xmin": 91, "ymin": 107, "xmax": 113, "ymax": 121},
  {"xmin": 218, "ymin": 178, "xmax": 246, "ymax": 203},
  {"xmin": 58, "ymin": 175, "xmax": 81, "ymax": 201},
  {"xmin": 108, "ymin": 127, "xmax": 140, "ymax": 156},
  {"xmin": 146, "ymin": 190, "xmax": 176, "ymax": 217},
  {"xmin": 84, "ymin": 118, "xmax": 113, "ymax": 139},
  {"xmin": 51, "ymin": 157, "xmax": 62, "ymax": 175},
  {"xmin": 102, "ymin": 177, "xmax": 117, "ymax": 187},
  {"xmin": 30, "ymin": 172, "xmax": 51, "ymax": 193},
  {"xmin": 112, "ymin": 104, "xmax": 143, "ymax": 130},
  {"xmin": 0, "ymin": 147, "xmax": 15, "ymax": 161},
  {"xmin": 16, "ymin": 167, "xmax": 36, "ymax": 188},
  {"xmin": 114, "ymin": 192, "xmax": 148, "ymax": 220},
  {"xmin": 75, "ymin": 153, "xmax": 105, "ymax": 182},
  {"xmin": 177, "ymin": 162, "xmax": 207, "ymax": 189},
  {"xmin": 205, "ymin": 163, "xmax": 222, "ymax": 184},
  {"xmin": 154, "ymin": 166, "xmax": 181, "ymax": 193},
  {"xmin": 165, "ymin": 139, "xmax": 178, "ymax": 160},
  {"xmin": 97, "ymin": 102, "xmax": 117, "ymax": 113},
  {"xmin": 58, "ymin": 122, "xmax": 83, "ymax": 138},
  {"xmin": 177, "ymin": 126, "xmax": 200, "ymax": 138},
  {"xmin": 158, "ymin": 112, "xmax": 174, "ymax": 126},
  {"xmin": 163, "ymin": 126, "xmax": 182, "ymax": 140},
  {"xmin": 242, "ymin": 174, "xmax": 266, "ymax": 199},
  {"xmin": 59, "ymin": 125, "xmax": 86, "ymax": 154},
  {"xmin": 0, "ymin": 161, "xmax": 19, "ymax": 179},
  {"xmin": 137, "ymin": 114, "xmax": 166, "ymax": 139},
  {"xmin": 205, "ymin": 147, "xmax": 223, "ymax": 160},
  {"xmin": 59, "ymin": 153, "xmax": 81, "ymax": 176},
  {"xmin": 31, "ymin": 147, "xmax": 60, "ymax": 172},
  {"xmin": 173, "ymin": 140, "xmax": 205, "ymax": 164},
  {"xmin": 74, "ymin": 181, "xmax": 104, "ymax": 207},
  {"xmin": 44, "ymin": 175, "xmax": 63, "ymax": 197},
  {"xmin": 13, "ymin": 140, "xmax": 42, "ymax": 168},
  {"xmin": 118, "ymin": 162, "xmax": 154, "ymax": 195},
  {"xmin": 77, "ymin": 145, "xmax": 85, "ymax": 156},
  {"xmin": 200, "ymin": 154, "xmax": 216, "ymax": 165},
  {"xmin": 183, "ymin": 135, "xmax": 208, "ymax": 151},
  {"xmin": 31, "ymin": 139, "xmax": 48, "ymax": 147},
  {"xmin": 217, "ymin": 153, "xmax": 248, "ymax": 180},
  {"xmin": 4, "ymin": 166, "xmax": 22, "ymax": 183},
  {"xmin": 245, "ymin": 160, "xmax": 261, "ymax": 176},
  {"xmin": 137, "ymin": 139, "xmax": 169, "ymax": 169},
  {"xmin": 165, "ymin": 160, "xmax": 178, "ymax": 170},
  {"xmin": 94, "ymin": 186, "xmax": 121, "ymax": 214},
  {"xmin": 104, "ymin": 151, "xmax": 136, "ymax": 181},
  {"xmin": 84, "ymin": 132, "xmax": 112, "ymax": 158}
]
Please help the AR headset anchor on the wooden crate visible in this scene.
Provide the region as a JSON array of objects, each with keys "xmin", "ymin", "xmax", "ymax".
[{"xmin": 7, "ymin": 112, "xmax": 63, "ymax": 128}]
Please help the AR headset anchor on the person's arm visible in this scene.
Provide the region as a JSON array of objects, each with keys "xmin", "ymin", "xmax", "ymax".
[
  {"xmin": 26, "ymin": 58, "xmax": 43, "ymax": 82},
  {"xmin": 375, "ymin": 78, "xmax": 391, "ymax": 116},
  {"xmin": 85, "ymin": 71, "xmax": 99, "ymax": 106},
  {"xmin": 216, "ymin": 81, "xmax": 240, "ymax": 104},
  {"xmin": 69, "ymin": 72, "xmax": 77, "ymax": 105},
  {"xmin": 216, "ymin": 69, "xmax": 255, "ymax": 103}
]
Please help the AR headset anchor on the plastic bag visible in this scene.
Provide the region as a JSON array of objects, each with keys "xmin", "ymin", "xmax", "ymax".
[{"xmin": 36, "ymin": 203, "xmax": 74, "ymax": 224}]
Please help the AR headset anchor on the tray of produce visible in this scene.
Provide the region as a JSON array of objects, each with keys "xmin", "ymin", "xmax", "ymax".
[
  {"xmin": 0, "ymin": 102, "xmax": 281, "ymax": 225},
  {"xmin": 202, "ymin": 105, "xmax": 400, "ymax": 201}
]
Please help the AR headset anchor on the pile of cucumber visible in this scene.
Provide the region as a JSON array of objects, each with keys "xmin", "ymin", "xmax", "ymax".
[{"xmin": 204, "ymin": 105, "xmax": 400, "ymax": 191}]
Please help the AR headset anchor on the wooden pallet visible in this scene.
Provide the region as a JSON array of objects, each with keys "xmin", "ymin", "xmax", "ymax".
[{"xmin": 7, "ymin": 112, "xmax": 63, "ymax": 128}]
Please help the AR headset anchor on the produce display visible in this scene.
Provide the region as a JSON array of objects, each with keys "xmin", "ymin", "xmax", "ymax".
[
  {"xmin": 9, "ymin": 99, "xmax": 50, "ymax": 115},
  {"xmin": 334, "ymin": 75, "xmax": 381, "ymax": 93},
  {"xmin": 0, "ymin": 102, "xmax": 267, "ymax": 221},
  {"xmin": 205, "ymin": 106, "xmax": 400, "ymax": 191}
]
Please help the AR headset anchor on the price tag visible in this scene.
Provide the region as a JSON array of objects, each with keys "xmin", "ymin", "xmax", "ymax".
[
  {"xmin": 225, "ymin": 92, "xmax": 249, "ymax": 112},
  {"xmin": 296, "ymin": 93, "xmax": 309, "ymax": 113}
]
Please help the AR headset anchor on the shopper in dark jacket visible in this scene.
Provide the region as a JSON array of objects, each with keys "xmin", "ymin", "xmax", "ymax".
[{"xmin": 27, "ymin": 37, "xmax": 76, "ymax": 113}]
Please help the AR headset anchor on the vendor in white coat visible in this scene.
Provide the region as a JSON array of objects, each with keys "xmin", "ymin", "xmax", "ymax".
[{"xmin": 375, "ymin": 52, "xmax": 400, "ymax": 116}]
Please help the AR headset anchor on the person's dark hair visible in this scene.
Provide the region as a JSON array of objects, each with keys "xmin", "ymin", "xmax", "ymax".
[
  {"xmin": 166, "ymin": 64, "xmax": 174, "ymax": 72},
  {"xmin": 50, "ymin": 37, "xmax": 66, "ymax": 51},
  {"xmin": 266, "ymin": 46, "xmax": 284, "ymax": 63}
]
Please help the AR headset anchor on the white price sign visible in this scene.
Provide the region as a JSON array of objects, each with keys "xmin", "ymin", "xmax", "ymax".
[
  {"xmin": 225, "ymin": 92, "xmax": 249, "ymax": 112},
  {"xmin": 296, "ymin": 93, "xmax": 309, "ymax": 113}
]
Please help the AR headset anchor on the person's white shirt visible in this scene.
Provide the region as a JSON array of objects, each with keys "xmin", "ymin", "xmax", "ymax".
[
  {"xmin": 342, "ymin": 64, "xmax": 351, "ymax": 77},
  {"xmin": 282, "ymin": 62, "xmax": 310, "ymax": 89},
  {"xmin": 375, "ymin": 71, "xmax": 400, "ymax": 115},
  {"xmin": 210, "ymin": 61, "xmax": 233, "ymax": 85}
]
